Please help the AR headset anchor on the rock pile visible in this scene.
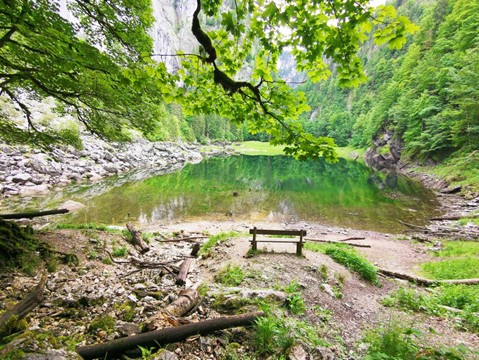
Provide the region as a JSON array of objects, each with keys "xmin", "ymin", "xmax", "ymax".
[{"xmin": 0, "ymin": 137, "xmax": 205, "ymax": 198}]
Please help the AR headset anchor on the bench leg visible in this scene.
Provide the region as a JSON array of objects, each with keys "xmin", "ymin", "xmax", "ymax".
[
  {"xmin": 252, "ymin": 227, "xmax": 257, "ymax": 251},
  {"xmin": 296, "ymin": 234, "xmax": 303, "ymax": 256}
]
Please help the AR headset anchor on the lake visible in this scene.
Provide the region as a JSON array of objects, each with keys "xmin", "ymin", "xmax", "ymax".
[{"xmin": 47, "ymin": 155, "xmax": 439, "ymax": 232}]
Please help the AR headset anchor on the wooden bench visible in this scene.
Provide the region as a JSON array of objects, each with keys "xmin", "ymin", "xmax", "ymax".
[{"xmin": 249, "ymin": 227, "xmax": 307, "ymax": 256}]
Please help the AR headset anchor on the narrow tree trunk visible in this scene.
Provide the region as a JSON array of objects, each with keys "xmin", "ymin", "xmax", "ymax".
[
  {"xmin": 76, "ymin": 312, "xmax": 264, "ymax": 360},
  {"xmin": 190, "ymin": 243, "xmax": 201, "ymax": 257},
  {"xmin": 0, "ymin": 209, "xmax": 69, "ymax": 219},
  {"xmin": 125, "ymin": 222, "xmax": 149, "ymax": 254}
]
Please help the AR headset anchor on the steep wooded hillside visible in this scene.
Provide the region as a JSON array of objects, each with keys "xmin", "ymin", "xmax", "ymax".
[{"xmin": 300, "ymin": 0, "xmax": 478, "ymax": 168}]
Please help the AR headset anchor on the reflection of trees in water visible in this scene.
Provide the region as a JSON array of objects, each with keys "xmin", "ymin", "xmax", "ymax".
[
  {"xmin": 61, "ymin": 155, "xmax": 438, "ymax": 231},
  {"xmin": 267, "ymin": 199, "xmax": 298, "ymax": 222},
  {"xmin": 139, "ymin": 196, "xmax": 187, "ymax": 225}
]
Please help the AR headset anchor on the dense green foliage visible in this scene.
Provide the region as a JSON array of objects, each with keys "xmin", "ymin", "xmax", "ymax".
[
  {"xmin": 300, "ymin": 0, "xmax": 479, "ymax": 164},
  {"xmin": 0, "ymin": 0, "xmax": 416, "ymax": 158}
]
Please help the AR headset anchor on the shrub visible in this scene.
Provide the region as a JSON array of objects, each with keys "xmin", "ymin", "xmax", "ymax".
[
  {"xmin": 215, "ymin": 264, "xmax": 245, "ymax": 286},
  {"xmin": 324, "ymin": 246, "xmax": 379, "ymax": 285}
]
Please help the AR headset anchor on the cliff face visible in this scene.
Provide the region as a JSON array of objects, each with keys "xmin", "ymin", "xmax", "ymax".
[
  {"xmin": 58, "ymin": 0, "xmax": 198, "ymax": 72},
  {"xmin": 150, "ymin": 0, "xmax": 198, "ymax": 72}
]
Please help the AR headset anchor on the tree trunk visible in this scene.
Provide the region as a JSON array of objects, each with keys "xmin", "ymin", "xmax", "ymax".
[
  {"xmin": 305, "ymin": 238, "xmax": 371, "ymax": 248},
  {"xmin": 176, "ymin": 258, "xmax": 194, "ymax": 286},
  {"xmin": 76, "ymin": 311, "xmax": 264, "ymax": 360},
  {"xmin": 430, "ymin": 214, "xmax": 479, "ymax": 221},
  {"xmin": 190, "ymin": 243, "xmax": 201, "ymax": 257},
  {"xmin": 0, "ymin": 208, "xmax": 69, "ymax": 219},
  {"xmin": 378, "ymin": 268, "xmax": 479, "ymax": 286},
  {"xmin": 125, "ymin": 222, "xmax": 149, "ymax": 254},
  {"xmin": 0, "ymin": 271, "xmax": 47, "ymax": 333},
  {"xmin": 145, "ymin": 289, "xmax": 200, "ymax": 331}
]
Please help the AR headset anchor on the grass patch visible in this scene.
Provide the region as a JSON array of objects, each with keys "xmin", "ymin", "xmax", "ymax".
[
  {"xmin": 382, "ymin": 285, "xmax": 479, "ymax": 333},
  {"xmin": 111, "ymin": 246, "xmax": 127, "ymax": 257},
  {"xmin": 421, "ymin": 258, "xmax": 479, "ymax": 280},
  {"xmin": 306, "ymin": 243, "xmax": 379, "ymax": 285},
  {"xmin": 215, "ymin": 264, "xmax": 245, "ymax": 286},
  {"xmin": 234, "ymin": 141, "xmax": 285, "ymax": 156},
  {"xmin": 458, "ymin": 217, "xmax": 479, "ymax": 226},
  {"xmin": 199, "ymin": 231, "xmax": 240, "ymax": 257},
  {"xmin": 285, "ymin": 294, "xmax": 306, "ymax": 315},
  {"xmin": 56, "ymin": 223, "xmax": 110, "ymax": 231},
  {"xmin": 88, "ymin": 315, "xmax": 115, "ymax": 334},
  {"xmin": 413, "ymin": 151, "xmax": 479, "ymax": 194},
  {"xmin": 435, "ymin": 241, "xmax": 479, "ymax": 257},
  {"xmin": 253, "ymin": 310, "xmax": 328, "ymax": 356},
  {"xmin": 335, "ymin": 146, "xmax": 366, "ymax": 162},
  {"xmin": 363, "ymin": 320, "xmax": 474, "ymax": 359}
]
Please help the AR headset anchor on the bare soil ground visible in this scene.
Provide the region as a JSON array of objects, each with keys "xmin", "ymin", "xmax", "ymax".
[{"xmin": 1, "ymin": 217, "xmax": 478, "ymax": 359}]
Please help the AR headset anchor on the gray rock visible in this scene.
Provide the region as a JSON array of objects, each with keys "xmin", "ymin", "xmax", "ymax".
[
  {"xmin": 116, "ymin": 321, "xmax": 141, "ymax": 337},
  {"xmin": 24, "ymin": 349, "xmax": 81, "ymax": 360},
  {"xmin": 12, "ymin": 172, "xmax": 31, "ymax": 183},
  {"xmin": 288, "ymin": 344, "xmax": 308, "ymax": 360},
  {"xmin": 152, "ymin": 350, "xmax": 179, "ymax": 360},
  {"xmin": 19, "ymin": 184, "xmax": 50, "ymax": 196}
]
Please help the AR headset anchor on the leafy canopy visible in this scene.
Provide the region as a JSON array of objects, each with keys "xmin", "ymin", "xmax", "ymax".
[{"xmin": 0, "ymin": 0, "xmax": 417, "ymax": 159}]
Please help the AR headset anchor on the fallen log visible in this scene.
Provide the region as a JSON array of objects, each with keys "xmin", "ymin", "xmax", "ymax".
[
  {"xmin": 0, "ymin": 208, "xmax": 69, "ymax": 220},
  {"xmin": 397, "ymin": 220, "xmax": 427, "ymax": 230},
  {"xmin": 176, "ymin": 258, "xmax": 194, "ymax": 286},
  {"xmin": 338, "ymin": 237, "xmax": 366, "ymax": 242},
  {"xmin": 0, "ymin": 271, "xmax": 47, "ymax": 334},
  {"xmin": 158, "ymin": 236, "xmax": 208, "ymax": 243},
  {"xmin": 305, "ymin": 238, "xmax": 371, "ymax": 248},
  {"xmin": 378, "ymin": 268, "xmax": 479, "ymax": 286},
  {"xmin": 431, "ymin": 214, "xmax": 479, "ymax": 221},
  {"xmin": 125, "ymin": 222, "xmax": 150, "ymax": 254},
  {"xmin": 77, "ymin": 311, "xmax": 264, "ymax": 360},
  {"xmin": 146, "ymin": 289, "xmax": 200, "ymax": 331}
]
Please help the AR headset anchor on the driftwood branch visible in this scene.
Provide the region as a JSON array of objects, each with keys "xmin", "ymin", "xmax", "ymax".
[
  {"xmin": 338, "ymin": 237, "xmax": 366, "ymax": 242},
  {"xmin": 0, "ymin": 271, "xmax": 48, "ymax": 331},
  {"xmin": 397, "ymin": 220, "xmax": 427, "ymax": 230},
  {"xmin": 158, "ymin": 236, "xmax": 208, "ymax": 243},
  {"xmin": 126, "ymin": 222, "xmax": 150, "ymax": 254},
  {"xmin": 76, "ymin": 311, "xmax": 264, "ymax": 359},
  {"xmin": 145, "ymin": 289, "xmax": 200, "ymax": 331},
  {"xmin": 176, "ymin": 258, "xmax": 194, "ymax": 286},
  {"xmin": 0, "ymin": 208, "xmax": 69, "ymax": 219},
  {"xmin": 378, "ymin": 268, "xmax": 479, "ymax": 286},
  {"xmin": 431, "ymin": 214, "xmax": 479, "ymax": 221},
  {"xmin": 305, "ymin": 238, "xmax": 371, "ymax": 248}
]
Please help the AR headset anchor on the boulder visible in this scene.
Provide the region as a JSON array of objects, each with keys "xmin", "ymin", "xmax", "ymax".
[
  {"xmin": 12, "ymin": 172, "xmax": 32, "ymax": 184},
  {"xmin": 19, "ymin": 184, "xmax": 50, "ymax": 196}
]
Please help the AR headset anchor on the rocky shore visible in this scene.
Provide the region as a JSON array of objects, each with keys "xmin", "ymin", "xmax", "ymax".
[{"xmin": 0, "ymin": 137, "xmax": 235, "ymax": 200}]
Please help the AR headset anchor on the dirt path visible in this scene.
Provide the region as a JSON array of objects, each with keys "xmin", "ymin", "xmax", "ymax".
[
  {"xmin": 2, "ymin": 218, "xmax": 478, "ymax": 359},
  {"xmin": 148, "ymin": 219, "xmax": 479, "ymax": 353}
]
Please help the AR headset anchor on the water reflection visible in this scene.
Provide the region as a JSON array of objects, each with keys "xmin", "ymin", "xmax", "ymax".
[{"xmin": 2, "ymin": 155, "xmax": 440, "ymax": 232}]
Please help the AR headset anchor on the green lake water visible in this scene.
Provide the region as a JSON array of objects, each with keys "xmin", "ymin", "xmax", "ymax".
[{"xmin": 52, "ymin": 155, "xmax": 439, "ymax": 232}]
